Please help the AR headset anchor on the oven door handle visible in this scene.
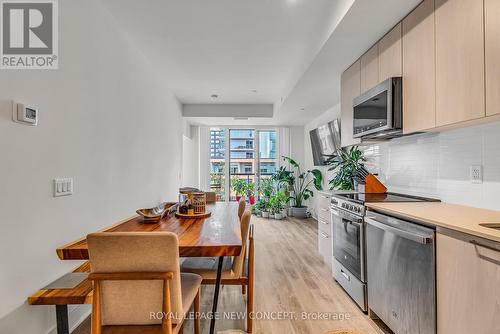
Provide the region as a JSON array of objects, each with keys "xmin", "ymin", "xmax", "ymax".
[
  {"xmin": 365, "ymin": 217, "xmax": 433, "ymax": 244},
  {"xmin": 331, "ymin": 207, "xmax": 363, "ymax": 224}
]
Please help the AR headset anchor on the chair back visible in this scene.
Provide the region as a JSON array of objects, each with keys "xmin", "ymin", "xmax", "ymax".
[
  {"xmin": 232, "ymin": 210, "xmax": 251, "ymax": 277},
  {"xmin": 87, "ymin": 232, "xmax": 183, "ymax": 326},
  {"xmin": 238, "ymin": 199, "xmax": 246, "ymax": 220}
]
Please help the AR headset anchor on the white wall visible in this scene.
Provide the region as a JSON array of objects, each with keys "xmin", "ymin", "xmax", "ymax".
[
  {"xmin": 0, "ymin": 1, "xmax": 183, "ymax": 333},
  {"xmin": 365, "ymin": 121, "xmax": 500, "ymax": 211},
  {"xmin": 303, "ymin": 104, "xmax": 341, "ymax": 217},
  {"xmin": 182, "ymin": 125, "xmax": 200, "ymax": 188}
]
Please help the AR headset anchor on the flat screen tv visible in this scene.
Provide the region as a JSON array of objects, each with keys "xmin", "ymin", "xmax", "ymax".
[{"xmin": 309, "ymin": 119, "xmax": 341, "ymax": 166}]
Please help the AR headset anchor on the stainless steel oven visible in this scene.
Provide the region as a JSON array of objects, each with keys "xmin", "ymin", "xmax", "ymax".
[
  {"xmin": 330, "ymin": 198, "xmax": 367, "ymax": 311},
  {"xmin": 331, "ymin": 208, "xmax": 365, "ymax": 281}
]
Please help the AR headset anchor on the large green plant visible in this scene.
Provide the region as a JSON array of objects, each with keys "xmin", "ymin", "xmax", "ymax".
[
  {"xmin": 231, "ymin": 178, "xmax": 247, "ymax": 196},
  {"xmin": 326, "ymin": 146, "xmax": 366, "ymax": 190},
  {"xmin": 282, "ymin": 156, "xmax": 322, "ymax": 208}
]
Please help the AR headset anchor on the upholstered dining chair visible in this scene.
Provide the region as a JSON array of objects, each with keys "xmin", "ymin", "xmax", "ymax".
[
  {"xmin": 238, "ymin": 199, "xmax": 246, "ymax": 221},
  {"xmin": 181, "ymin": 210, "xmax": 254, "ymax": 332},
  {"xmin": 87, "ymin": 232, "xmax": 202, "ymax": 334}
]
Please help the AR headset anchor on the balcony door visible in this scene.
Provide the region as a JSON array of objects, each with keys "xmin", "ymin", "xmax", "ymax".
[{"xmin": 210, "ymin": 128, "xmax": 277, "ymax": 202}]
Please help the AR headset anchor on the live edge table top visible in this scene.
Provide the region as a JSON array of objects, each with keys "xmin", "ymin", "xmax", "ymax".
[{"xmin": 57, "ymin": 202, "xmax": 243, "ymax": 260}]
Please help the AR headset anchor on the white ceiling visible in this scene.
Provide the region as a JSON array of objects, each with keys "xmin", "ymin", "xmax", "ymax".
[{"xmin": 102, "ymin": 0, "xmax": 421, "ymax": 126}]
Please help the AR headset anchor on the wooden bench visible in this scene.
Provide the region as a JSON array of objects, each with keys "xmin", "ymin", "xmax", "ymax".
[{"xmin": 28, "ymin": 262, "xmax": 92, "ymax": 334}]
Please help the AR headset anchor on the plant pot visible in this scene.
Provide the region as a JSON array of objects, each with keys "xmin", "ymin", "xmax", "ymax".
[
  {"xmin": 287, "ymin": 207, "xmax": 293, "ymax": 217},
  {"xmin": 248, "ymin": 196, "xmax": 255, "ymax": 204},
  {"xmin": 274, "ymin": 212, "xmax": 284, "ymax": 220},
  {"xmin": 291, "ymin": 206, "xmax": 308, "ymax": 219},
  {"xmin": 236, "ymin": 195, "xmax": 242, "ymax": 202},
  {"xmin": 261, "ymin": 211, "xmax": 269, "ymax": 218}
]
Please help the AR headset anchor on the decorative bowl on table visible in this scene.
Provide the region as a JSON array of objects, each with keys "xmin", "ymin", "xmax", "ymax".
[{"xmin": 136, "ymin": 202, "xmax": 177, "ymax": 223}]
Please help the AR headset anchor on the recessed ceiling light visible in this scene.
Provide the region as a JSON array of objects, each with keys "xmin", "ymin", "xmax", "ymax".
[
  {"xmin": 300, "ymin": 107, "xmax": 305, "ymax": 111},
  {"xmin": 250, "ymin": 89, "xmax": 257, "ymax": 93},
  {"xmin": 211, "ymin": 94, "xmax": 218, "ymax": 99}
]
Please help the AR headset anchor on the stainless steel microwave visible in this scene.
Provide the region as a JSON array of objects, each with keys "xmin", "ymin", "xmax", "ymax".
[{"xmin": 352, "ymin": 77, "xmax": 402, "ymax": 139}]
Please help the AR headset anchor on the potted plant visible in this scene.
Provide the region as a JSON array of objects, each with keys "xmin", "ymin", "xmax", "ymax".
[
  {"xmin": 231, "ymin": 178, "xmax": 247, "ymax": 201},
  {"xmin": 254, "ymin": 199, "xmax": 266, "ymax": 216},
  {"xmin": 282, "ymin": 156, "xmax": 323, "ymax": 218},
  {"xmin": 326, "ymin": 146, "xmax": 366, "ymax": 190},
  {"xmin": 246, "ymin": 182, "xmax": 256, "ymax": 204},
  {"xmin": 272, "ymin": 191, "xmax": 288, "ymax": 220}
]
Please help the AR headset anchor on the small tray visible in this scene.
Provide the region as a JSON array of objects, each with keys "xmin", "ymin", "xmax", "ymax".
[
  {"xmin": 175, "ymin": 211, "xmax": 211, "ymax": 219},
  {"xmin": 137, "ymin": 202, "xmax": 177, "ymax": 224}
]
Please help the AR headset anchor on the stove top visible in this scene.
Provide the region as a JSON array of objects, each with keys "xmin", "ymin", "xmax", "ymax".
[{"xmin": 332, "ymin": 192, "xmax": 439, "ymax": 205}]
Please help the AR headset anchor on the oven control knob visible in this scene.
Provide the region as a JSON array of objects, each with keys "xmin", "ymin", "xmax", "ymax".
[
  {"xmin": 342, "ymin": 203, "xmax": 346, "ymax": 208},
  {"xmin": 332, "ymin": 199, "xmax": 338, "ymax": 205},
  {"xmin": 348, "ymin": 204, "xmax": 353, "ymax": 210}
]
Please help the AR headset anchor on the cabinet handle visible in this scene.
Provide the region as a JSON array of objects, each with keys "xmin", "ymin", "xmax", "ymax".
[
  {"xmin": 470, "ymin": 240, "xmax": 500, "ymax": 253},
  {"xmin": 320, "ymin": 220, "xmax": 329, "ymax": 225}
]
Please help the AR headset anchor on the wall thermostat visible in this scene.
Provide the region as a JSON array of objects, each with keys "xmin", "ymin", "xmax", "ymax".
[{"xmin": 13, "ymin": 102, "xmax": 38, "ymax": 125}]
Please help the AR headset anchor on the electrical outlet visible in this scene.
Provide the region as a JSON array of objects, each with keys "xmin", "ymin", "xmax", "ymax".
[
  {"xmin": 470, "ymin": 165, "xmax": 483, "ymax": 184},
  {"xmin": 54, "ymin": 178, "xmax": 73, "ymax": 197}
]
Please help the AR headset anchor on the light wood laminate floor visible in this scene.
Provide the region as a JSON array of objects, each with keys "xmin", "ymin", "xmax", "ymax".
[{"xmin": 75, "ymin": 215, "xmax": 387, "ymax": 334}]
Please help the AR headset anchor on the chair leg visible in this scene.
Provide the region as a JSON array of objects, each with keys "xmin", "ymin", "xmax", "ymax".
[
  {"xmin": 194, "ymin": 288, "xmax": 201, "ymax": 334},
  {"xmin": 246, "ymin": 281, "xmax": 253, "ymax": 333}
]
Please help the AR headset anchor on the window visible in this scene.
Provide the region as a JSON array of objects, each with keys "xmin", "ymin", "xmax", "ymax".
[{"xmin": 209, "ymin": 128, "xmax": 225, "ymax": 201}]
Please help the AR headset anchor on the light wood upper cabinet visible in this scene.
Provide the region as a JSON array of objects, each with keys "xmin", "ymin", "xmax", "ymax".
[
  {"xmin": 485, "ymin": 0, "xmax": 500, "ymax": 116},
  {"xmin": 360, "ymin": 44, "xmax": 379, "ymax": 94},
  {"xmin": 435, "ymin": 0, "xmax": 485, "ymax": 126},
  {"xmin": 437, "ymin": 230, "xmax": 500, "ymax": 333},
  {"xmin": 402, "ymin": 0, "xmax": 436, "ymax": 134},
  {"xmin": 341, "ymin": 60, "xmax": 361, "ymax": 148},
  {"xmin": 378, "ymin": 23, "xmax": 402, "ymax": 82}
]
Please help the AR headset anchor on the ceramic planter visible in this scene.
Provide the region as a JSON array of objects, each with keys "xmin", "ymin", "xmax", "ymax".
[
  {"xmin": 274, "ymin": 212, "xmax": 284, "ymax": 220},
  {"xmin": 261, "ymin": 211, "xmax": 269, "ymax": 218},
  {"xmin": 248, "ymin": 196, "xmax": 255, "ymax": 204},
  {"xmin": 291, "ymin": 206, "xmax": 308, "ymax": 218},
  {"xmin": 287, "ymin": 207, "xmax": 293, "ymax": 217},
  {"xmin": 236, "ymin": 195, "xmax": 242, "ymax": 202}
]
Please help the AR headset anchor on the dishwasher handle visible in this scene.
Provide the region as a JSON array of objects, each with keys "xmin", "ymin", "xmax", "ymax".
[{"xmin": 365, "ymin": 217, "xmax": 433, "ymax": 244}]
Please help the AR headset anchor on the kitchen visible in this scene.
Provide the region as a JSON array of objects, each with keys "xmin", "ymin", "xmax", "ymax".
[
  {"xmin": 312, "ymin": 0, "xmax": 500, "ymax": 333},
  {"xmin": 1, "ymin": 0, "xmax": 500, "ymax": 334}
]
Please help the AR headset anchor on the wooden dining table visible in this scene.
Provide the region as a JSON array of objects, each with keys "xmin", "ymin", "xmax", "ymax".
[{"xmin": 57, "ymin": 202, "xmax": 242, "ymax": 334}]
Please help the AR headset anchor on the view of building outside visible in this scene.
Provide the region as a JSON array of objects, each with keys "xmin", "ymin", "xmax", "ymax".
[
  {"xmin": 210, "ymin": 128, "xmax": 277, "ymax": 202},
  {"xmin": 259, "ymin": 130, "xmax": 277, "ymax": 180},
  {"xmin": 210, "ymin": 128, "xmax": 225, "ymax": 201}
]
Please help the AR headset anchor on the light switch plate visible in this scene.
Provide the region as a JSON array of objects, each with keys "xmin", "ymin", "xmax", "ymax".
[
  {"xmin": 54, "ymin": 178, "xmax": 73, "ymax": 197},
  {"xmin": 470, "ymin": 165, "xmax": 483, "ymax": 184}
]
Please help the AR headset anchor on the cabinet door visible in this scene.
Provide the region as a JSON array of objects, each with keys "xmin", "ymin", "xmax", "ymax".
[
  {"xmin": 360, "ymin": 44, "xmax": 379, "ymax": 94},
  {"xmin": 437, "ymin": 231, "xmax": 500, "ymax": 333},
  {"xmin": 485, "ymin": 0, "xmax": 500, "ymax": 116},
  {"xmin": 402, "ymin": 0, "xmax": 436, "ymax": 134},
  {"xmin": 378, "ymin": 23, "xmax": 402, "ymax": 82},
  {"xmin": 340, "ymin": 60, "xmax": 361, "ymax": 148},
  {"xmin": 435, "ymin": 0, "xmax": 485, "ymax": 126}
]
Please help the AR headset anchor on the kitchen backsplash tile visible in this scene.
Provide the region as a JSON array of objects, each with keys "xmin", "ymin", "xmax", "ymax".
[{"xmin": 364, "ymin": 120, "xmax": 500, "ymax": 211}]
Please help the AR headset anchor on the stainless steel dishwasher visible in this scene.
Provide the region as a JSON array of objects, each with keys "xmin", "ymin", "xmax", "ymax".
[{"xmin": 365, "ymin": 211, "xmax": 436, "ymax": 334}]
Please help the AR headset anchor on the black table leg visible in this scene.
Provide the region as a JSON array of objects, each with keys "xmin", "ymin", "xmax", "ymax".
[
  {"xmin": 209, "ymin": 256, "xmax": 224, "ymax": 334},
  {"xmin": 56, "ymin": 305, "xmax": 69, "ymax": 334}
]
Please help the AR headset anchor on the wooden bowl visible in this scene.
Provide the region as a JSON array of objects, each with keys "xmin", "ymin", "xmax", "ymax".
[{"xmin": 136, "ymin": 202, "xmax": 176, "ymax": 223}]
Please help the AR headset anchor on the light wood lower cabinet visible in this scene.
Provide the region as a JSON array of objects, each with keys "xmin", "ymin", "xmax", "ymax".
[
  {"xmin": 436, "ymin": 229, "xmax": 500, "ymax": 334},
  {"xmin": 485, "ymin": 0, "xmax": 500, "ymax": 116},
  {"xmin": 340, "ymin": 61, "xmax": 361, "ymax": 148},
  {"xmin": 435, "ymin": 0, "xmax": 485, "ymax": 126},
  {"xmin": 402, "ymin": 0, "xmax": 436, "ymax": 134}
]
